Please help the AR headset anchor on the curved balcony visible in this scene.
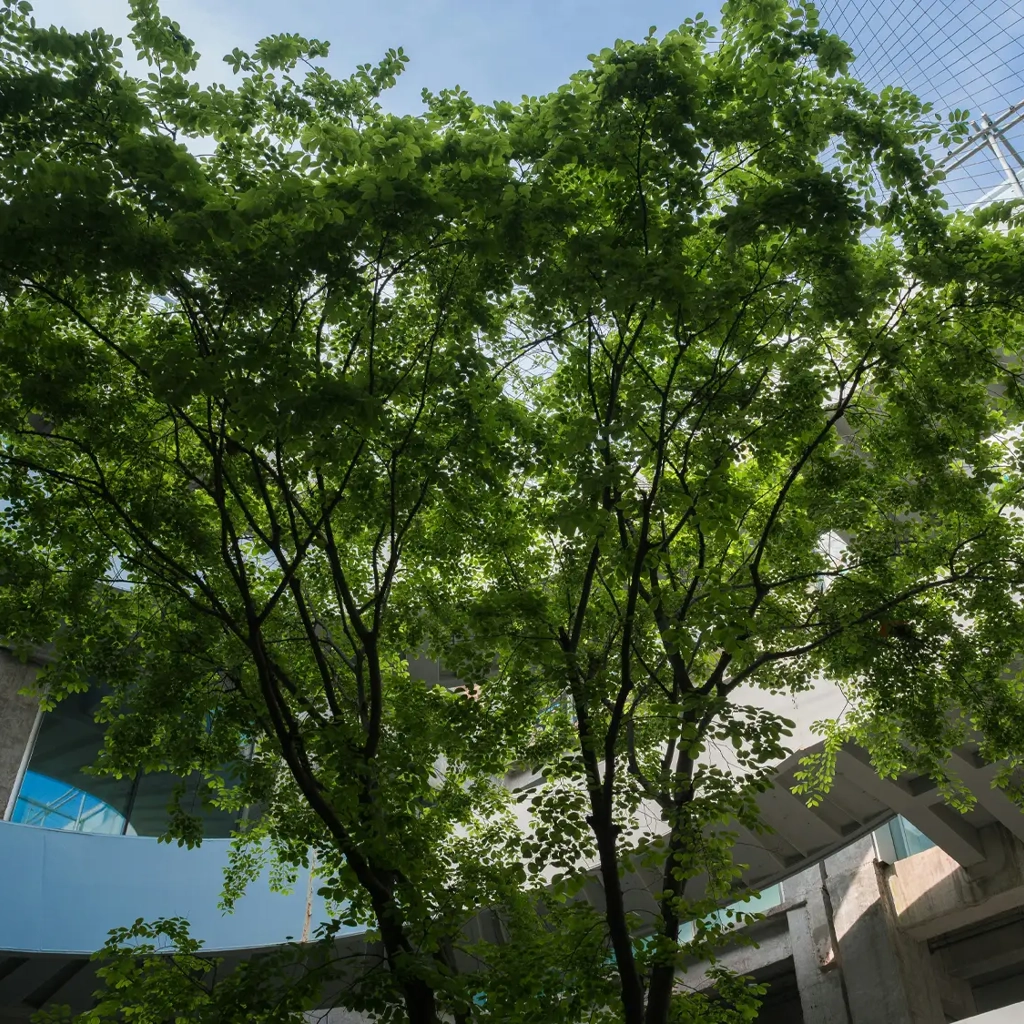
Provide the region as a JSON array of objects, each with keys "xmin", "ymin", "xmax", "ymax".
[
  {"xmin": 0, "ymin": 819, "xmax": 365, "ymax": 1020},
  {"xmin": 0, "ymin": 824, "xmax": 341, "ymax": 956}
]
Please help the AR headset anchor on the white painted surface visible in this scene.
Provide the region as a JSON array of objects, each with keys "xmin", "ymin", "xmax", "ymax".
[{"xmin": 960, "ymin": 999, "xmax": 1024, "ymax": 1023}]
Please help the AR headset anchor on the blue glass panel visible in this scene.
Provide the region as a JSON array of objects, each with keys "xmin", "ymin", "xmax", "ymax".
[
  {"xmin": 678, "ymin": 882, "xmax": 784, "ymax": 943},
  {"xmin": 22, "ymin": 692, "xmax": 241, "ymax": 838},
  {"xmin": 25, "ymin": 691, "xmax": 136, "ymax": 823},
  {"xmin": 12, "ymin": 770, "xmax": 134, "ymax": 835},
  {"xmin": 889, "ymin": 815, "xmax": 936, "ymax": 860}
]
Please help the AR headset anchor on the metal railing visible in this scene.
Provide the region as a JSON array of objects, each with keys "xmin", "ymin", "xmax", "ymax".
[{"xmin": 11, "ymin": 773, "xmax": 129, "ymax": 835}]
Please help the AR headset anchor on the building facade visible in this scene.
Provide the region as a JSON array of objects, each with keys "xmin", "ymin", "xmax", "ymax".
[{"xmin": 5, "ymin": 646, "xmax": 1024, "ymax": 1023}]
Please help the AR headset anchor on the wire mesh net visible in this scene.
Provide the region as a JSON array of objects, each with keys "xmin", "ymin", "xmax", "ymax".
[{"xmin": 818, "ymin": 0, "xmax": 1024, "ymax": 209}]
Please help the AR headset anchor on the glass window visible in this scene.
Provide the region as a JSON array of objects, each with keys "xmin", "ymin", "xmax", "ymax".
[
  {"xmin": 889, "ymin": 815, "xmax": 936, "ymax": 860},
  {"xmin": 679, "ymin": 882, "xmax": 784, "ymax": 943},
  {"xmin": 21, "ymin": 689, "xmax": 136, "ymax": 832},
  {"xmin": 13, "ymin": 689, "xmax": 242, "ymax": 839},
  {"xmin": 128, "ymin": 770, "xmax": 238, "ymax": 838},
  {"xmin": 12, "ymin": 769, "xmax": 134, "ymax": 835}
]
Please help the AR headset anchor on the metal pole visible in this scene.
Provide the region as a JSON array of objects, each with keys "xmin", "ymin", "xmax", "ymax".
[
  {"xmin": 939, "ymin": 98, "xmax": 1024, "ymax": 172},
  {"xmin": 941, "ymin": 98, "xmax": 1024, "ymax": 161},
  {"xmin": 121, "ymin": 767, "xmax": 142, "ymax": 836},
  {"xmin": 301, "ymin": 848, "xmax": 318, "ymax": 943},
  {"xmin": 978, "ymin": 115, "xmax": 1024, "ymax": 199},
  {"xmin": 73, "ymin": 790, "xmax": 86, "ymax": 831},
  {"xmin": 2, "ymin": 705, "xmax": 43, "ymax": 822},
  {"xmin": 993, "ymin": 127, "xmax": 1024, "ymax": 183}
]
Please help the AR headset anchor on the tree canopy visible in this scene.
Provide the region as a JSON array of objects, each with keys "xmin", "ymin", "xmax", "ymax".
[{"xmin": 3, "ymin": 1, "xmax": 1024, "ymax": 1022}]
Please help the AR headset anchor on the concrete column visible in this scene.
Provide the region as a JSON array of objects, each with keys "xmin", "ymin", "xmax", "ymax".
[
  {"xmin": 786, "ymin": 862, "xmax": 852, "ymax": 1023},
  {"xmin": 824, "ymin": 836, "xmax": 947, "ymax": 1024},
  {"xmin": 888, "ymin": 824, "xmax": 1024, "ymax": 941},
  {"xmin": 0, "ymin": 650, "xmax": 41, "ymax": 817},
  {"xmin": 937, "ymin": 972, "xmax": 978, "ymax": 1020}
]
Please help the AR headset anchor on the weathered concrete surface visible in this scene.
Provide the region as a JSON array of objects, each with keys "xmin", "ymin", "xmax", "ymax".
[
  {"xmin": 889, "ymin": 823, "xmax": 1024, "ymax": 941},
  {"xmin": 676, "ymin": 834, "xmax": 985, "ymax": 1022},
  {"xmin": 933, "ymin": 914, "xmax": 1024, "ymax": 987},
  {"xmin": 678, "ymin": 910, "xmax": 794, "ymax": 992},
  {"xmin": 0, "ymin": 650, "xmax": 40, "ymax": 816},
  {"xmin": 785, "ymin": 863, "xmax": 851, "ymax": 1023},
  {"xmin": 825, "ymin": 837, "xmax": 947, "ymax": 1024}
]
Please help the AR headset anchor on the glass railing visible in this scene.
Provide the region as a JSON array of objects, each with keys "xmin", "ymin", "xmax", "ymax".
[
  {"xmin": 888, "ymin": 815, "xmax": 936, "ymax": 860},
  {"xmin": 11, "ymin": 770, "xmax": 134, "ymax": 835},
  {"xmin": 678, "ymin": 882, "xmax": 784, "ymax": 944}
]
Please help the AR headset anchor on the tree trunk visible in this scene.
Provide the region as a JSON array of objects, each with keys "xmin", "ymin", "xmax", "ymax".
[
  {"xmin": 370, "ymin": 888, "xmax": 439, "ymax": 1024},
  {"xmin": 592, "ymin": 812, "xmax": 647, "ymax": 1024},
  {"xmin": 644, "ymin": 787, "xmax": 694, "ymax": 1024},
  {"xmin": 643, "ymin": 850, "xmax": 685, "ymax": 1024},
  {"xmin": 435, "ymin": 941, "xmax": 470, "ymax": 1024}
]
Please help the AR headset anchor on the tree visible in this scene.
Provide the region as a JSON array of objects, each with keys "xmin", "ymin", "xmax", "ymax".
[
  {"xmin": 0, "ymin": 2, "xmax": 536, "ymax": 1021},
  {"xmin": 438, "ymin": 5, "xmax": 1024, "ymax": 1024},
  {"xmin": 3, "ymin": 1, "xmax": 1024, "ymax": 1023},
  {"xmin": 34, "ymin": 918, "xmax": 340, "ymax": 1024}
]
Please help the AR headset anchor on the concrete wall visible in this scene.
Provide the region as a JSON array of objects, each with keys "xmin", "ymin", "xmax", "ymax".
[
  {"xmin": 824, "ymin": 837, "xmax": 949, "ymax": 1024},
  {"xmin": 889, "ymin": 824, "xmax": 1024, "ymax": 940},
  {"xmin": 681, "ymin": 830, "xmax": 1024, "ymax": 1022},
  {"xmin": 0, "ymin": 651, "xmax": 39, "ymax": 817}
]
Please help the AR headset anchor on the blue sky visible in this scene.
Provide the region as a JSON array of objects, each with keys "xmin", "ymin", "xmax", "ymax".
[
  {"xmin": 31, "ymin": 1, "xmax": 1023, "ymax": 115},
  {"xmin": 30, "ymin": 0, "xmax": 1023, "ymax": 206},
  {"xmin": 31, "ymin": 0, "xmax": 709, "ymax": 112}
]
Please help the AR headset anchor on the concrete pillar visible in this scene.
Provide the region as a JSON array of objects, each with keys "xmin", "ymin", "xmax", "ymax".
[
  {"xmin": 937, "ymin": 972, "xmax": 978, "ymax": 1020},
  {"xmin": 786, "ymin": 862, "xmax": 852, "ymax": 1023},
  {"xmin": 823, "ymin": 836, "xmax": 947, "ymax": 1024},
  {"xmin": 0, "ymin": 650, "xmax": 41, "ymax": 817},
  {"xmin": 888, "ymin": 824, "xmax": 1024, "ymax": 941}
]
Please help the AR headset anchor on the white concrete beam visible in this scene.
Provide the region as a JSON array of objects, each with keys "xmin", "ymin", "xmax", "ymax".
[
  {"xmin": 950, "ymin": 750, "xmax": 1024, "ymax": 845},
  {"xmin": 758, "ymin": 782, "xmax": 846, "ymax": 857},
  {"xmin": 836, "ymin": 749, "xmax": 985, "ymax": 866}
]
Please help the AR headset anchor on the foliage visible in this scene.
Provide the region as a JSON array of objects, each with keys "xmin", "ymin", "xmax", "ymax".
[
  {"xmin": 439, "ymin": 4, "xmax": 1024, "ymax": 1023},
  {"xmin": 0, "ymin": 1, "xmax": 532, "ymax": 1021},
  {"xmin": 3, "ymin": 1, "xmax": 1024, "ymax": 1023},
  {"xmin": 31, "ymin": 917, "xmax": 402, "ymax": 1024}
]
